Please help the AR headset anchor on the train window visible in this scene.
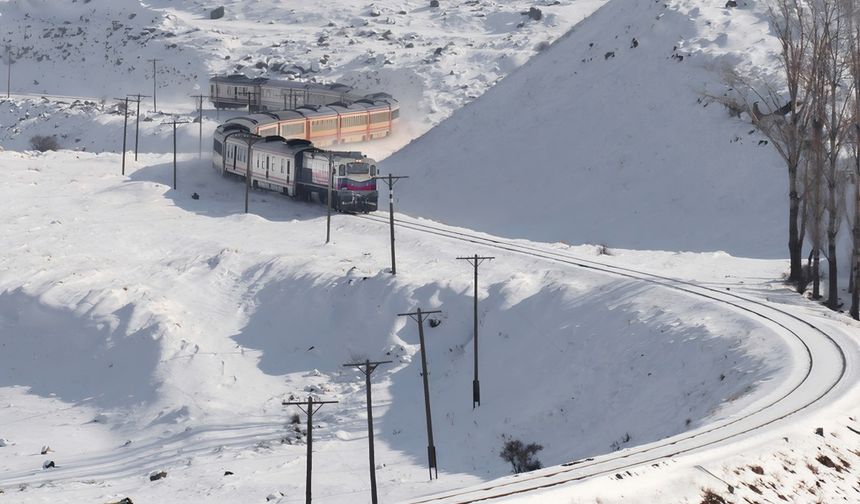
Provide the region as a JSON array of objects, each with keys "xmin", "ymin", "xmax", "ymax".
[
  {"xmin": 339, "ymin": 164, "xmax": 346, "ymax": 176},
  {"xmin": 370, "ymin": 165, "xmax": 376, "ymax": 176},
  {"xmin": 280, "ymin": 159, "xmax": 285, "ymax": 174},
  {"xmin": 391, "ymin": 109, "xmax": 400, "ymax": 120}
]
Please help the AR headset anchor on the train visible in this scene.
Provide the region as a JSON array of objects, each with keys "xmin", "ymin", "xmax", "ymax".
[
  {"xmin": 210, "ymin": 91, "xmax": 398, "ymax": 147},
  {"xmin": 212, "ymin": 127, "xmax": 378, "ymax": 213}
]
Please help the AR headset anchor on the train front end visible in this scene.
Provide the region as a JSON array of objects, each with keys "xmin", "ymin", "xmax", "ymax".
[{"xmin": 333, "ymin": 156, "xmax": 378, "ymax": 213}]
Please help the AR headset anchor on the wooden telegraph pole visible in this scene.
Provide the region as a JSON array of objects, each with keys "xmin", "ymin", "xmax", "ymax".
[
  {"xmin": 457, "ymin": 254, "xmax": 495, "ymax": 408},
  {"xmin": 148, "ymin": 58, "xmax": 161, "ymax": 112},
  {"xmin": 127, "ymin": 93, "xmax": 150, "ymax": 161},
  {"xmin": 161, "ymin": 118, "xmax": 191, "ymax": 189},
  {"xmin": 398, "ymin": 308, "xmax": 442, "ymax": 480},
  {"xmin": 4, "ymin": 45, "xmax": 12, "ymax": 99},
  {"xmin": 113, "ymin": 96, "xmax": 130, "ymax": 175},
  {"xmin": 282, "ymin": 396, "xmax": 338, "ymax": 504},
  {"xmin": 373, "ymin": 174, "xmax": 409, "ymax": 275},
  {"xmin": 342, "ymin": 359, "xmax": 392, "ymax": 504},
  {"xmin": 191, "ymin": 94, "xmax": 206, "ymax": 159}
]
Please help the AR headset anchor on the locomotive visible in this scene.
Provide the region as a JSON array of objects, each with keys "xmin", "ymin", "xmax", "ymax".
[{"xmin": 213, "ymin": 125, "xmax": 378, "ymax": 213}]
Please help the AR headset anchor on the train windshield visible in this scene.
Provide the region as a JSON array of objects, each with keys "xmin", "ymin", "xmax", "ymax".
[{"xmin": 346, "ymin": 162, "xmax": 370, "ymax": 175}]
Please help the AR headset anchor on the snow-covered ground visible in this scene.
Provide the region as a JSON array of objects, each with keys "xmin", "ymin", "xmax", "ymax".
[
  {"xmin": 2, "ymin": 0, "xmax": 860, "ymax": 503},
  {"xmin": 0, "ymin": 151, "xmax": 814, "ymax": 503}
]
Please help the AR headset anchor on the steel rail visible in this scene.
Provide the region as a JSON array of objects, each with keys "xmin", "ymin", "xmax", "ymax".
[{"xmin": 352, "ymin": 213, "xmax": 848, "ymax": 504}]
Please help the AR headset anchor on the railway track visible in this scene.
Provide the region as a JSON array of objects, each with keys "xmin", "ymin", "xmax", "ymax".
[{"xmin": 355, "ymin": 212, "xmax": 851, "ymax": 504}]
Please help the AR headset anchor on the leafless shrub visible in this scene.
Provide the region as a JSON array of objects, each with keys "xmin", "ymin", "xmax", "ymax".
[
  {"xmin": 499, "ymin": 437, "xmax": 543, "ymax": 474},
  {"xmin": 29, "ymin": 135, "xmax": 59, "ymax": 152}
]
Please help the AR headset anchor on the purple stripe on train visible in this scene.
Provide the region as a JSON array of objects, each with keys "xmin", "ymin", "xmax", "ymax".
[{"xmin": 338, "ymin": 179, "xmax": 376, "ymax": 191}]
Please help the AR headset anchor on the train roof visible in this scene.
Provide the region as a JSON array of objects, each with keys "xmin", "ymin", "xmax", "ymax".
[
  {"xmin": 223, "ymin": 113, "xmax": 279, "ymax": 130},
  {"xmin": 326, "ymin": 102, "xmax": 373, "ymax": 113},
  {"xmin": 267, "ymin": 110, "xmax": 306, "ymax": 121},
  {"xmin": 294, "ymin": 105, "xmax": 340, "ymax": 118},
  {"xmin": 210, "ymin": 74, "xmax": 268, "ymax": 85},
  {"xmin": 251, "ymin": 138, "xmax": 311, "ymax": 156}
]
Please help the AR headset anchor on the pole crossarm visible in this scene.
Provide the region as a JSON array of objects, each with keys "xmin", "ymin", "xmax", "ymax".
[
  {"xmin": 372, "ymin": 174, "xmax": 409, "ymax": 187},
  {"xmin": 342, "ymin": 360, "xmax": 393, "ymax": 374},
  {"xmin": 397, "ymin": 309, "xmax": 442, "ymax": 323},
  {"xmin": 456, "ymin": 255, "xmax": 496, "ymax": 266},
  {"xmin": 283, "ymin": 399, "xmax": 339, "ymax": 414}
]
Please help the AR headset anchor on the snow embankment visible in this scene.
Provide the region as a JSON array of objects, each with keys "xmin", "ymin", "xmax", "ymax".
[
  {"xmin": 383, "ymin": 0, "xmax": 787, "ymax": 258},
  {"xmin": 0, "ymin": 150, "xmax": 790, "ymax": 502}
]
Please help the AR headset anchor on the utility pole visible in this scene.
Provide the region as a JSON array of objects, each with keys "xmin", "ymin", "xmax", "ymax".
[
  {"xmin": 244, "ymin": 132, "xmax": 264, "ymax": 213},
  {"xmin": 326, "ymin": 153, "xmax": 334, "ymax": 243},
  {"xmin": 342, "ymin": 359, "xmax": 392, "ymax": 504},
  {"xmin": 456, "ymin": 254, "xmax": 495, "ymax": 408},
  {"xmin": 113, "ymin": 96, "xmax": 130, "ymax": 175},
  {"xmin": 161, "ymin": 118, "xmax": 191, "ymax": 189},
  {"xmin": 398, "ymin": 308, "xmax": 442, "ymax": 480},
  {"xmin": 191, "ymin": 94, "xmax": 205, "ymax": 159},
  {"xmin": 373, "ymin": 174, "xmax": 409, "ymax": 275},
  {"xmin": 282, "ymin": 396, "xmax": 338, "ymax": 504},
  {"xmin": 148, "ymin": 58, "xmax": 161, "ymax": 112},
  {"xmin": 127, "ymin": 93, "xmax": 150, "ymax": 161},
  {"xmin": 4, "ymin": 45, "xmax": 11, "ymax": 99}
]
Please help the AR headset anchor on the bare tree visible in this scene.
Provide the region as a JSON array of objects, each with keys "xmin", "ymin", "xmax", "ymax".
[
  {"xmin": 750, "ymin": 0, "xmax": 815, "ymax": 286},
  {"xmin": 845, "ymin": 0, "xmax": 860, "ymax": 318}
]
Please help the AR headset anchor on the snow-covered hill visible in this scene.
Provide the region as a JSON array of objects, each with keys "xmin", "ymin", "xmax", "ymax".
[
  {"xmin": 384, "ymin": 0, "xmax": 787, "ymax": 258},
  {"xmin": 2, "ymin": 1, "xmax": 860, "ymax": 503},
  {"xmin": 0, "ymin": 0, "xmax": 608, "ymax": 144},
  {"xmin": 0, "ymin": 151, "xmax": 793, "ymax": 503}
]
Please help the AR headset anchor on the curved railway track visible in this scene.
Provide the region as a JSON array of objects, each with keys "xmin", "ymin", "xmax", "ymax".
[{"xmin": 354, "ymin": 212, "xmax": 851, "ymax": 504}]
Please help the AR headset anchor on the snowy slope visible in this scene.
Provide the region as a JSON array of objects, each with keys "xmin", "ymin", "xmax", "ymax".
[
  {"xmin": 2, "ymin": 0, "xmax": 860, "ymax": 503},
  {"xmin": 0, "ymin": 0, "xmax": 609, "ymax": 147},
  {"xmin": 383, "ymin": 0, "xmax": 788, "ymax": 258},
  {"xmin": 0, "ymin": 151, "xmax": 796, "ymax": 503}
]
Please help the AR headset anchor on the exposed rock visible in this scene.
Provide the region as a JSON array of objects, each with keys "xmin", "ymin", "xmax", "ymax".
[
  {"xmin": 210, "ymin": 6, "xmax": 225, "ymax": 19},
  {"xmin": 149, "ymin": 470, "xmax": 167, "ymax": 481},
  {"xmin": 528, "ymin": 7, "xmax": 543, "ymax": 21}
]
